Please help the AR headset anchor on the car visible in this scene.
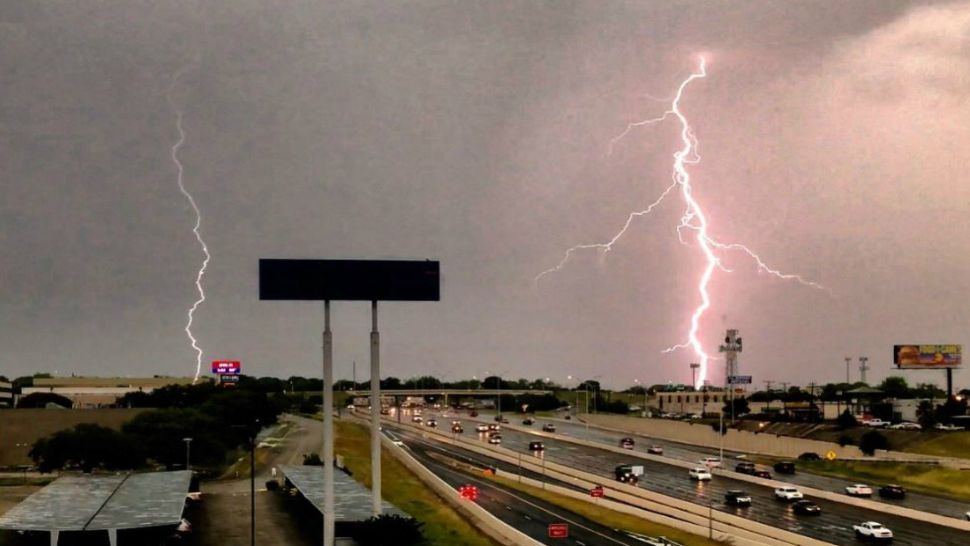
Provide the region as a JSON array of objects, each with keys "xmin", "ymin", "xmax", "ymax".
[
  {"xmin": 845, "ymin": 484, "xmax": 873, "ymax": 497},
  {"xmin": 724, "ymin": 490, "xmax": 752, "ymax": 506},
  {"xmin": 687, "ymin": 413, "xmax": 702, "ymax": 420},
  {"xmin": 878, "ymin": 484, "xmax": 906, "ymax": 499},
  {"xmin": 934, "ymin": 423, "xmax": 964, "ymax": 431},
  {"xmin": 451, "ymin": 424, "xmax": 464, "ymax": 434},
  {"xmin": 564, "ymin": 414, "xmax": 571, "ymax": 420},
  {"xmin": 735, "ymin": 462, "xmax": 756, "ymax": 475},
  {"xmin": 425, "ymin": 418, "xmax": 438, "ymax": 428},
  {"xmin": 487, "ymin": 433, "xmax": 502, "ymax": 445},
  {"xmin": 773, "ymin": 461, "xmax": 796, "ymax": 474},
  {"xmin": 380, "ymin": 408, "xmax": 390, "ymax": 415},
  {"xmin": 614, "ymin": 464, "xmax": 641, "ymax": 484},
  {"xmin": 500, "ymin": 417, "xmax": 510, "ymax": 424},
  {"xmin": 792, "ymin": 500, "xmax": 822, "ymax": 516},
  {"xmin": 528, "ymin": 441, "xmax": 545, "ymax": 451},
  {"xmin": 469, "ymin": 410, "xmax": 479, "ymax": 417},
  {"xmin": 863, "ymin": 419, "xmax": 890, "ymax": 428},
  {"xmin": 889, "ymin": 422, "xmax": 921, "ymax": 430},
  {"xmin": 185, "ymin": 491, "xmax": 203, "ymax": 504},
  {"xmin": 797, "ymin": 452, "xmax": 821, "ymax": 461},
  {"xmin": 853, "ymin": 521, "xmax": 893, "ymax": 541},
  {"xmin": 689, "ymin": 467, "xmax": 712, "ymax": 481},
  {"xmin": 966, "ymin": 510, "xmax": 970, "ymax": 521},
  {"xmin": 619, "ymin": 437, "xmax": 635, "ymax": 449},
  {"xmin": 700, "ymin": 457, "xmax": 721, "ymax": 468},
  {"xmin": 541, "ymin": 423, "xmax": 557, "ymax": 433},
  {"xmin": 475, "ymin": 424, "xmax": 489, "ymax": 433},
  {"xmin": 522, "ymin": 417, "xmax": 535, "ymax": 425},
  {"xmin": 451, "ymin": 420, "xmax": 462, "ymax": 426},
  {"xmin": 411, "ymin": 416, "xmax": 423, "ymax": 423},
  {"xmin": 753, "ymin": 470, "xmax": 772, "ymax": 479},
  {"xmin": 647, "ymin": 445, "xmax": 664, "ymax": 455},
  {"xmin": 487, "ymin": 424, "xmax": 501, "ymax": 432},
  {"xmin": 774, "ymin": 487, "xmax": 804, "ymax": 501}
]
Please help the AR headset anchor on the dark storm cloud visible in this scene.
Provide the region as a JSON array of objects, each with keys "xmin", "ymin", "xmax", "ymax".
[{"xmin": 1, "ymin": 1, "xmax": 967, "ymax": 390}]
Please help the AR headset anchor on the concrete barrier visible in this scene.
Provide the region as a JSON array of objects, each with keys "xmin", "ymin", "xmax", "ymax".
[
  {"xmin": 474, "ymin": 416, "xmax": 970, "ymax": 533},
  {"xmin": 380, "ymin": 435, "xmax": 545, "ymax": 546},
  {"xmin": 387, "ymin": 418, "xmax": 836, "ymax": 546}
]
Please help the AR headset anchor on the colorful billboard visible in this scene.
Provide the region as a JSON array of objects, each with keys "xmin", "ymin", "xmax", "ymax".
[
  {"xmin": 893, "ymin": 345, "xmax": 962, "ymax": 369},
  {"xmin": 211, "ymin": 360, "xmax": 241, "ymax": 375}
]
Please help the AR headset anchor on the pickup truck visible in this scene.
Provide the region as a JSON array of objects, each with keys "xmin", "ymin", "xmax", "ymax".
[
  {"xmin": 774, "ymin": 487, "xmax": 803, "ymax": 501},
  {"xmin": 853, "ymin": 521, "xmax": 893, "ymax": 541},
  {"xmin": 862, "ymin": 419, "xmax": 889, "ymax": 428}
]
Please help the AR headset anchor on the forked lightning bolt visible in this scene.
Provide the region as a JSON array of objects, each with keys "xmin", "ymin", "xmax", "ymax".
[
  {"xmin": 167, "ymin": 68, "xmax": 210, "ymax": 383},
  {"xmin": 536, "ymin": 57, "xmax": 827, "ymax": 387}
]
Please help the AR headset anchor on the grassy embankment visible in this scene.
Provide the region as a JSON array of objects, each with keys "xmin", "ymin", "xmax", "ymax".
[
  {"xmin": 335, "ymin": 420, "xmax": 499, "ymax": 546},
  {"xmin": 796, "ymin": 459, "xmax": 970, "ymax": 502},
  {"xmin": 486, "ymin": 474, "xmax": 724, "ymax": 545},
  {"xmin": 905, "ymin": 431, "xmax": 970, "ymax": 459}
]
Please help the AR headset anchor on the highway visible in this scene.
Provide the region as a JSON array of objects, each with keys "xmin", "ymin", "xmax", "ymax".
[
  {"xmin": 408, "ymin": 411, "xmax": 967, "ymax": 546},
  {"xmin": 385, "ymin": 425, "xmax": 682, "ymax": 546},
  {"xmin": 472, "ymin": 411, "xmax": 970, "ymax": 520}
]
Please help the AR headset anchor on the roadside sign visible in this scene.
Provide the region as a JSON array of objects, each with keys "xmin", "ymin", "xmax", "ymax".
[
  {"xmin": 548, "ymin": 523, "xmax": 569, "ymax": 538},
  {"xmin": 211, "ymin": 360, "xmax": 241, "ymax": 375},
  {"xmin": 219, "ymin": 374, "xmax": 240, "ymax": 385},
  {"xmin": 590, "ymin": 486, "xmax": 604, "ymax": 498},
  {"xmin": 826, "ymin": 451, "xmax": 837, "ymax": 461},
  {"xmin": 727, "ymin": 375, "xmax": 752, "ymax": 385}
]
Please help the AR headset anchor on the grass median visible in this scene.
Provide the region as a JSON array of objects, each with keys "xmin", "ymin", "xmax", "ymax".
[
  {"xmin": 486, "ymin": 474, "xmax": 722, "ymax": 546},
  {"xmin": 335, "ymin": 420, "xmax": 499, "ymax": 546},
  {"xmin": 797, "ymin": 459, "xmax": 970, "ymax": 502}
]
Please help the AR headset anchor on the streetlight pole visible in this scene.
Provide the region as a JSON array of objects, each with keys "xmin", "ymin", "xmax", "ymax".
[
  {"xmin": 845, "ymin": 357, "xmax": 851, "ymax": 384},
  {"xmin": 183, "ymin": 437, "xmax": 193, "ymax": 472}
]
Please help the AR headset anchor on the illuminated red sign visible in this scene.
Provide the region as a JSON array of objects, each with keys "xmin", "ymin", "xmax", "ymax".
[
  {"xmin": 211, "ymin": 360, "xmax": 241, "ymax": 375},
  {"xmin": 548, "ymin": 523, "xmax": 568, "ymax": 538}
]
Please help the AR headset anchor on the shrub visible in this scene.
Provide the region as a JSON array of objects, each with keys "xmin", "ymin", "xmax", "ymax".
[
  {"xmin": 837, "ymin": 410, "xmax": 858, "ymax": 430},
  {"xmin": 357, "ymin": 514, "xmax": 423, "ymax": 545},
  {"xmin": 859, "ymin": 430, "xmax": 890, "ymax": 456},
  {"xmin": 303, "ymin": 453, "xmax": 323, "ymax": 466}
]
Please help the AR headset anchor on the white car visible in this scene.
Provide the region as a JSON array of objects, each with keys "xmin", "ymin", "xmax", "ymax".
[
  {"xmin": 700, "ymin": 457, "xmax": 722, "ymax": 468},
  {"xmin": 487, "ymin": 433, "xmax": 502, "ymax": 445},
  {"xmin": 889, "ymin": 422, "xmax": 921, "ymax": 430},
  {"xmin": 689, "ymin": 467, "xmax": 712, "ymax": 481},
  {"xmin": 475, "ymin": 424, "xmax": 489, "ymax": 433},
  {"xmin": 845, "ymin": 484, "xmax": 873, "ymax": 497},
  {"xmin": 934, "ymin": 423, "xmax": 964, "ymax": 431},
  {"xmin": 853, "ymin": 521, "xmax": 893, "ymax": 541},
  {"xmin": 774, "ymin": 487, "xmax": 804, "ymax": 501},
  {"xmin": 863, "ymin": 419, "xmax": 889, "ymax": 428},
  {"xmin": 411, "ymin": 416, "xmax": 423, "ymax": 423}
]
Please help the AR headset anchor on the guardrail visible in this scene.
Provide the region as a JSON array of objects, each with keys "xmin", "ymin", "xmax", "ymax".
[
  {"xmin": 379, "ymin": 431, "xmax": 545, "ymax": 546},
  {"xmin": 383, "ymin": 416, "xmax": 835, "ymax": 546}
]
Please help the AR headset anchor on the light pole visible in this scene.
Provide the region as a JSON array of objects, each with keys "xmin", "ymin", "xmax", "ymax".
[
  {"xmin": 845, "ymin": 357, "xmax": 851, "ymax": 384},
  {"xmin": 183, "ymin": 437, "xmax": 193, "ymax": 471},
  {"xmin": 690, "ymin": 363, "xmax": 700, "ymax": 390}
]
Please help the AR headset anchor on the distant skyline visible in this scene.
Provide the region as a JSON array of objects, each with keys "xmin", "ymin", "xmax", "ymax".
[{"xmin": 2, "ymin": 1, "xmax": 969, "ymax": 390}]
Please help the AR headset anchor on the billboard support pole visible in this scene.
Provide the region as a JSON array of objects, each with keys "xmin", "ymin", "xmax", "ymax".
[
  {"xmin": 370, "ymin": 300, "xmax": 382, "ymax": 516},
  {"xmin": 947, "ymin": 368, "xmax": 953, "ymax": 399},
  {"xmin": 323, "ymin": 301, "xmax": 335, "ymax": 546}
]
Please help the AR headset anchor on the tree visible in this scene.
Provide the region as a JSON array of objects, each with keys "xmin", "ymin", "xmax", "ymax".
[
  {"xmin": 29, "ymin": 424, "xmax": 144, "ymax": 473},
  {"xmin": 381, "ymin": 377, "xmax": 403, "ymax": 390},
  {"xmin": 576, "ymin": 380, "xmax": 601, "ymax": 392},
  {"xmin": 878, "ymin": 376, "xmax": 910, "ymax": 399},
  {"xmin": 859, "ymin": 430, "xmax": 890, "ymax": 456},
  {"xmin": 837, "ymin": 409, "xmax": 858, "ymax": 429},
  {"xmin": 722, "ymin": 397, "xmax": 750, "ymax": 417},
  {"xmin": 17, "ymin": 392, "xmax": 73, "ymax": 408},
  {"xmin": 356, "ymin": 515, "xmax": 423, "ymax": 546},
  {"xmin": 917, "ymin": 400, "xmax": 937, "ymax": 429},
  {"xmin": 123, "ymin": 409, "xmax": 228, "ymax": 468},
  {"xmin": 624, "ymin": 385, "xmax": 648, "ymax": 395},
  {"xmin": 303, "ymin": 453, "xmax": 323, "ymax": 466}
]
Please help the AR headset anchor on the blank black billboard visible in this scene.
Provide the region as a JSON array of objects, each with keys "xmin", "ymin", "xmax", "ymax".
[{"xmin": 259, "ymin": 259, "xmax": 440, "ymax": 301}]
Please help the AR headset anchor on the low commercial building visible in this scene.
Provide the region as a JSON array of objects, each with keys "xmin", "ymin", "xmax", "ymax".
[
  {"xmin": 22, "ymin": 377, "xmax": 200, "ymax": 409},
  {"xmin": 0, "ymin": 381, "xmax": 13, "ymax": 408}
]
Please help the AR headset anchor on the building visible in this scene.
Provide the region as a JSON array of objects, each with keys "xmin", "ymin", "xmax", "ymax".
[
  {"xmin": 21, "ymin": 376, "xmax": 200, "ymax": 409},
  {"xmin": 0, "ymin": 380, "xmax": 12, "ymax": 408},
  {"xmin": 652, "ymin": 389, "xmax": 731, "ymax": 415}
]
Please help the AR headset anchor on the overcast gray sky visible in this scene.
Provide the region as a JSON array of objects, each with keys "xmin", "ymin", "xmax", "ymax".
[{"xmin": 2, "ymin": 0, "xmax": 968, "ymax": 389}]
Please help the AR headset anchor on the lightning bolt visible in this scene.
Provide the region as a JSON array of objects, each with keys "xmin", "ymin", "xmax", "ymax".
[
  {"xmin": 536, "ymin": 57, "xmax": 827, "ymax": 388},
  {"xmin": 167, "ymin": 68, "xmax": 210, "ymax": 383}
]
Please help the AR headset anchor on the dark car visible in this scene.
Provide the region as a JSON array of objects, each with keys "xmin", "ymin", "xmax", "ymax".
[
  {"xmin": 529, "ymin": 441, "xmax": 545, "ymax": 451},
  {"xmin": 735, "ymin": 462, "xmax": 756, "ymax": 475},
  {"xmin": 725, "ymin": 490, "xmax": 752, "ymax": 506},
  {"xmin": 798, "ymin": 452, "xmax": 821, "ymax": 461},
  {"xmin": 523, "ymin": 417, "xmax": 535, "ymax": 425},
  {"xmin": 469, "ymin": 410, "xmax": 479, "ymax": 417},
  {"xmin": 500, "ymin": 417, "xmax": 510, "ymax": 424},
  {"xmin": 773, "ymin": 461, "xmax": 796, "ymax": 474},
  {"xmin": 878, "ymin": 484, "xmax": 906, "ymax": 499},
  {"xmin": 451, "ymin": 424, "xmax": 464, "ymax": 434},
  {"xmin": 619, "ymin": 437, "xmax": 635, "ymax": 449},
  {"xmin": 494, "ymin": 414, "xmax": 504, "ymax": 422},
  {"xmin": 542, "ymin": 424, "xmax": 557, "ymax": 433},
  {"xmin": 564, "ymin": 414, "xmax": 572, "ymax": 420},
  {"xmin": 614, "ymin": 464, "xmax": 639, "ymax": 484},
  {"xmin": 792, "ymin": 500, "xmax": 822, "ymax": 516},
  {"xmin": 647, "ymin": 446, "xmax": 664, "ymax": 455},
  {"xmin": 753, "ymin": 470, "xmax": 772, "ymax": 479}
]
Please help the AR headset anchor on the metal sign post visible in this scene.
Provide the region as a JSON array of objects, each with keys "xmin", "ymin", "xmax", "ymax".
[{"xmin": 260, "ymin": 259, "xmax": 440, "ymax": 546}]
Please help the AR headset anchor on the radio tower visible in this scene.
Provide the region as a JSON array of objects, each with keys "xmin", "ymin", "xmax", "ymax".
[
  {"xmin": 859, "ymin": 356, "xmax": 870, "ymax": 385},
  {"xmin": 719, "ymin": 329, "xmax": 743, "ymax": 422}
]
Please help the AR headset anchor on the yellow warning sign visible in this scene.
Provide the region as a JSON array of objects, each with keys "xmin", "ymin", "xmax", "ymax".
[{"xmin": 826, "ymin": 451, "xmax": 837, "ymax": 461}]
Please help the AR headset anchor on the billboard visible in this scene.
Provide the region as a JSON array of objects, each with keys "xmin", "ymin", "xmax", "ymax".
[
  {"xmin": 259, "ymin": 259, "xmax": 440, "ymax": 301},
  {"xmin": 893, "ymin": 345, "xmax": 962, "ymax": 369},
  {"xmin": 212, "ymin": 360, "xmax": 241, "ymax": 375}
]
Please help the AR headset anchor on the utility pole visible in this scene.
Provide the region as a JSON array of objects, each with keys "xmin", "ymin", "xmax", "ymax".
[
  {"xmin": 845, "ymin": 357, "xmax": 852, "ymax": 384},
  {"xmin": 859, "ymin": 356, "xmax": 869, "ymax": 385},
  {"xmin": 764, "ymin": 380, "xmax": 774, "ymax": 412}
]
